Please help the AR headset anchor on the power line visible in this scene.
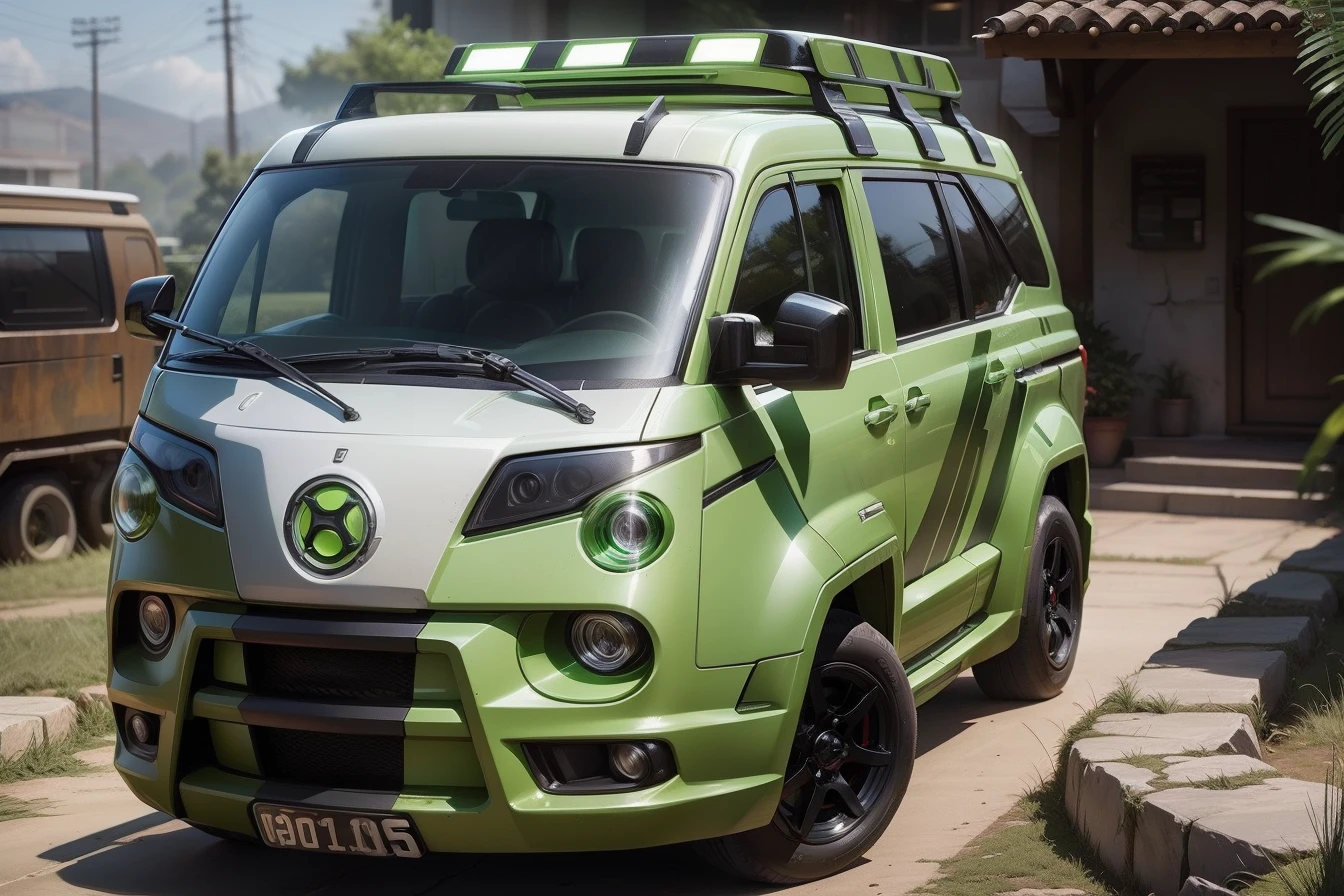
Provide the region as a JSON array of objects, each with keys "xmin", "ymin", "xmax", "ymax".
[
  {"xmin": 71, "ymin": 16, "xmax": 120, "ymax": 189},
  {"xmin": 207, "ymin": 0, "xmax": 250, "ymax": 159},
  {"xmin": 0, "ymin": 0, "xmax": 66, "ymax": 24}
]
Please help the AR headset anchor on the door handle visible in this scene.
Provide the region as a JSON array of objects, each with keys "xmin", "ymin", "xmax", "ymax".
[
  {"xmin": 985, "ymin": 365, "xmax": 1010, "ymax": 386},
  {"xmin": 111, "ymin": 354, "xmax": 124, "ymax": 383},
  {"xmin": 904, "ymin": 393, "xmax": 932, "ymax": 414},
  {"xmin": 864, "ymin": 404, "xmax": 898, "ymax": 427}
]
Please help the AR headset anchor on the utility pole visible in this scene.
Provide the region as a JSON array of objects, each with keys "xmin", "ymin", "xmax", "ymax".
[
  {"xmin": 208, "ymin": 1, "xmax": 250, "ymax": 159},
  {"xmin": 71, "ymin": 17, "xmax": 120, "ymax": 189}
]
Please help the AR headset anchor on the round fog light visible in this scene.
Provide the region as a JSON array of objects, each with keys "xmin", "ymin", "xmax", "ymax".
[
  {"xmin": 568, "ymin": 611, "xmax": 648, "ymax": 674},
  {"xmin": 127, "ymin": 712, "xmax": 151, "ymax": 745},
  {"xmin": 138, "ymin": 594, "xmax": 173, "ymax": 654},
  {"xmin": 609, "ymin": 743, "xmax": 651, "ymax": 782},
  {"xmin": 111, "ymin": 464, "xmax": 158, "ymax": 541}
]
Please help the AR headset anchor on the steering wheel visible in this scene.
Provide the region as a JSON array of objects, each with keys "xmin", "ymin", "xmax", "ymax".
[{"xmin": 554, "ymin": 310, "xmax": 659, "ymax": 342}]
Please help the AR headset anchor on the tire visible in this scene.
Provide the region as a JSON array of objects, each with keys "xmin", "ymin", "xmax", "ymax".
[
  {"xmin": 695, "ymin": 612, "xmax": 917, "ymax": 884},
  {"xmin": 0, "ymin": 474, "xmax": 78, "ymax": 563},
  {"xmin": 972, "ymin": 495, "xmax": 1084, "ymax": 701},
  {"xmin": 77, "ymin": 463, "xmax": 116, "ymax": 550}
]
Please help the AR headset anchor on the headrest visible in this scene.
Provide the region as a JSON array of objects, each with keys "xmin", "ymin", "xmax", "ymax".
[
  {"xmin": 467, "ymin": 219, "xmax": 561, "ymax": 293},
  {"xmin": 575, "ymin": 228, "xmax": 647, "ymax": 284}
]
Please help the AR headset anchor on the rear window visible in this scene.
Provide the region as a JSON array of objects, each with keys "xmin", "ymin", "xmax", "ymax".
[
  {"xmin": 965, "ymin": 175, "xmax": 1050, "ymax": 287},
  {"xmin": 0, "ymin": 226, "xmax": 111, "ymax": 330}
]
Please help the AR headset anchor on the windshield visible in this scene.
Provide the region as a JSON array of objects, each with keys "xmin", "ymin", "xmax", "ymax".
[{"xmin": 171, "ymin": 160, "xmax": 727, "ymax": 383}]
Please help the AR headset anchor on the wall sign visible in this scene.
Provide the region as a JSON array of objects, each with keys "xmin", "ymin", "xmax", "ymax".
[{"xmin": 1131, "ymin": 156, "xmax": 1205, "ymax": 250}]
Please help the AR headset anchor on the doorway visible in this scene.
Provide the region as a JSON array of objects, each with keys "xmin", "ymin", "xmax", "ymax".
[{"xmin": 1229, "ymin": 109, "xmax": 1344, "ymax": 430}]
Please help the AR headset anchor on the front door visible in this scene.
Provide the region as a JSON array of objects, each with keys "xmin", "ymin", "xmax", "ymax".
[{"xmin": 1233, "ymin": 109, "xmax": 1344, "ymax": 428}]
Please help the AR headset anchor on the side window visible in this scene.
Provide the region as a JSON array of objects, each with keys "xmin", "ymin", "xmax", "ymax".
[
  {"xmin": 0, "ymin": 227, "xmax": 110, "ymax": 330},
  {"xmin": 862, "ymin": 180, "xmax": 962, "ymax": 338},
  {"xmin": 218, "ymin": 188, "xmax": 347, "ymax": 334},
  {"xmin": 731, "ymin": 182, "xmax": 859, "ymax": 341},
  {"xmin": 942, "ymin": 184, "xmax": 1016, "ymax": 316},
  {"xmin": 964, "ymin": 175, "xmax": 1051, "ymax": 287}
]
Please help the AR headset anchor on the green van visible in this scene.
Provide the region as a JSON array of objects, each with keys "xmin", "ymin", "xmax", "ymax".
[{"xmin": 106, "ymin": 30, "xmax": 1090, "ymax": 883}]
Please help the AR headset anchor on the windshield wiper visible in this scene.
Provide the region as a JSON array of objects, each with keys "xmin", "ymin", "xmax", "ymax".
[
  {"xmin": 155, "ymin": 318, "xmax": 361, "ymax": 422},
  {"xmin": 285, "ymin": 343, "xmax": 595, "ymax": 425}
]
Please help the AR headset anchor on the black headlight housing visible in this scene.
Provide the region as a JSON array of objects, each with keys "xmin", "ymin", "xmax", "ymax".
[
  {"xmin": 130, "ymin": 417, "xmax": 224, "ymax": 526},
  {"xmin": 462, "ymin": 438, "xmax": 698, "ymax": 536}
]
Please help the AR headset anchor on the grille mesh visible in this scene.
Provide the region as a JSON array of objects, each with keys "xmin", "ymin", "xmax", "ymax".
[
  {"xmin": 244, "ymin": 644, "xmax": 415, "ymax": 705},
  {"xmin": 254, "ymin": 728, "xmax": 404, "ymax": 791}
]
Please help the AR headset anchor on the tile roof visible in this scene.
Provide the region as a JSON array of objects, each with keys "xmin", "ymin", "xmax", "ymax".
[{"xmin": 980, "ymin": 1, "xmax": 1302, "ymax": 37}]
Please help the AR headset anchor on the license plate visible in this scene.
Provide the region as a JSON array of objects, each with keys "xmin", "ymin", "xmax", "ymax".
[{"xmin": 252, "ymin": 803, "xmax": 424, "ymax": 858}]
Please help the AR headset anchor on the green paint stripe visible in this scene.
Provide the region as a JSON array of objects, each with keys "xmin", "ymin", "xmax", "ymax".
[
  {"xmin": 969, "ymin": 378, "xmax": 1027, "ymax": 545},
  {"xmin": 904, "ymin": 331, "xmax": 992, "ymax": 580}
]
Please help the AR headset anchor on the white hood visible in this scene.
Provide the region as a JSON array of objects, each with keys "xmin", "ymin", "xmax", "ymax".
[{"xmin": 144, "ymin": 370, "xmax": 661, "ymax": 608}]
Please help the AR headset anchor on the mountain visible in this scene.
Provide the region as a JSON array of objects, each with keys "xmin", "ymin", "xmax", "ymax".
[{"xmin": 0, "ymin": 87, "xmax": 317, "ymax": 167}]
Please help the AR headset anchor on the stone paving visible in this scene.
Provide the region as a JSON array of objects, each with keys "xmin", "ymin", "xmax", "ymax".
[
  {"xmin": 0, "ymin": 696, "xmax": 79, "ymax": 759},
  {"xmin": 1065, "ymin": 529, "xmax": 1344, "ymax": 896}
]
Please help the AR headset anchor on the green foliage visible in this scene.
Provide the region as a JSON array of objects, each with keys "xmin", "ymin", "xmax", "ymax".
[
  {"xmin": 1073, "ymin": 303, "xmax": 1142, "ymax": 417},
  {"xmin": 278, "ymin": 17, "xmax": 459, "ymax": 115},
  {"xmin": 1295, "ymin": 0, "xmax": 1344, "ymax": 158},
  {"xmin": 1252, "ymin": 214, "xmax": 1344, "ymax": 489},
  {"xmin": 177, "ymin": 148, "xmax": 262, "ymax": 248},
  {"xmin": 1148, "ymin": 360, "xmax": 1193, "ymax": 400},
  {"xmin": 104, "ymin": 152, "xmax": 202, "ymax": 237}
]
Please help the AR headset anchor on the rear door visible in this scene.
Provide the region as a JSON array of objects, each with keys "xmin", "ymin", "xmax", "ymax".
[
  {"xmin": 0, "ymin": 225, "xmax": 123, "ymax": 444},
  {"xmin": 855, "ymin": 173, "xmax": 1021, "ymax": 658}
]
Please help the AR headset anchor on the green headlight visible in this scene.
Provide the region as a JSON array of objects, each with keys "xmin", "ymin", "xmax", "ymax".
[
  {"xmin": 111, "ymin": 463, "xmax": 159, "ymax": 541},
  {"xmin": 581, "ymin": 492, "xmax": 671, "ymax": 572}
]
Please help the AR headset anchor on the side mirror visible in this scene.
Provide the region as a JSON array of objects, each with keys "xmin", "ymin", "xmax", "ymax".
[
  {"xmin": 124, "ymin": 275, "xmax": 176, "ymax": 340},
  {"xmin": 708, "ymin": 292, "xmax": 853, "ymax": 390}
]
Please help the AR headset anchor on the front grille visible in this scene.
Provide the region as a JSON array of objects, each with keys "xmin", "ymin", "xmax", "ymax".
[
  {"xmin": 254, "ymin": 727, "xmax": 404, "ymax": 791},
  {"xmin": 244, "ymin": 644, "xmax": 415, "ymax": 705}
]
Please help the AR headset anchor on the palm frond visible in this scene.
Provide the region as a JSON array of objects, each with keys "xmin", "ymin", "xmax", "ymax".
[{"xmin": 1297, "ymin": 0, "xmax": 1344, "ymax": 158}]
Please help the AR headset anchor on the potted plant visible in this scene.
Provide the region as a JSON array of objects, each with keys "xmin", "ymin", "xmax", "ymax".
[
  {"xmin": 1149, "ymin": 361, "xmax": 1194, "ymax": 437},
  {"xmin": 1075, "ymin": 304, "xmax": 1142, "ymax": 467}
]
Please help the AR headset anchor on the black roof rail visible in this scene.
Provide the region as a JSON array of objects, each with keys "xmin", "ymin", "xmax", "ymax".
[{"xmin": 335, "ymin": 81, "xmax": 525, "ymax": 119}]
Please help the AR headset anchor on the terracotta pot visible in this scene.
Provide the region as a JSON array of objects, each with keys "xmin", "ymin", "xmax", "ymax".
[
  {"xmin": 1083, "ymin": 416, "xmax": 1128, "ymax": 467},
  {"xmin": 1155, "ymin": 398, "xmax": 1193, "ymax": 438}
]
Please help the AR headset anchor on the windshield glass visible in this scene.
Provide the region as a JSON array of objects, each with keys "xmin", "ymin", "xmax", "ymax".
[{"xmin": 171, "ymin": 160, "xmax": 727, "ymax": 383}]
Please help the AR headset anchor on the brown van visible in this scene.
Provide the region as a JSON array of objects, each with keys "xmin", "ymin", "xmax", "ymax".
[{"xmin": 0, "ymin": 184, "xmax": 163, "ymax": 563}]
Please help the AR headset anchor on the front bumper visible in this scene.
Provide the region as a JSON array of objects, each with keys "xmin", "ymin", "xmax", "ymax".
[{"xmin": 109, "ymin": 598, "xmax": 799, "ymax": 852}]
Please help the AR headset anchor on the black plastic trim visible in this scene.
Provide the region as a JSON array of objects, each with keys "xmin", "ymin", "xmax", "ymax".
[
  {"xmin": 703, "ymin": 457, "xmax": 777, "ymax": 508},
  {"xmin": 229, "ymin": 613, "xmax": 428, "ymax": 654},
  {"xmin": 237, "ymin": 695, "xmax": 409, "ymax": 737},
  {"xmin": 623, "ymin": 96, "xmax": 668, "ymax": 156},
  {"xmin": 628, "ymin": 35, "xmax": 694, "ymax": 66},
  {"xmin": 251, "ymin": 784, "xmax": 400, "ymax": 812},
  {"xmin": 292, "ymin": 120, "xmax": 341, "ymax": 164},
  {"xmin": 521, "ymin": 741, "xmax": 675, "ymax": 794},
  {"xmin": 526, "ymin": 40, "xmax": 568, "ymax": 70}
]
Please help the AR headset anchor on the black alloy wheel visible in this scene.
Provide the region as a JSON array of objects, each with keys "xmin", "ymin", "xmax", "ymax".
[
  {"xmin": 776, "ymin": 662, "xmax": 897, "ymax": 844},
  {"xmin": 1041, "ymin": 533, "xmax": 1079, "ymax": 670}
]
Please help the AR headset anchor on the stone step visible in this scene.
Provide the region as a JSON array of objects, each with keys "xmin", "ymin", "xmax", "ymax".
[
  {"xmin": 1124, "ymin": 455, "xmax": 1335, "ymax": 492},
  {"xmin": 1090, "ymin": 480, "xmax": 1331, "ymax": 520},
  {"xmin": 1131, "ymin": 436, "xmax": 1327, "ymax": 463},
  {"xmin": 1230, "ymin": 571, "xmax": 1338, "ymax": 619},
  {"xmin": 0, "ymin": 696, "xmax": 78, "ymax": 759},
  {"xmin": 1165, "ymin": 616, "xmax": 1316, "ymax": 655},
  {"xmin": 1131, "ymin": 648, "xmax": 1289, "ymax": 710}
]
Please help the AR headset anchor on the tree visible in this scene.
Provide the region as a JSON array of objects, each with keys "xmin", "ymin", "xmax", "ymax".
[
  {"xmin": 177, "ymin": 148, "xmax": 261, "ymax": 248},
  {"xmin": 278, "ymin": 16, "xmax": 457, "ymax": 115}
]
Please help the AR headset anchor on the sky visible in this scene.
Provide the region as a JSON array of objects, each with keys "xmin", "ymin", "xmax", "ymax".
[{"xmin": 0, "ymin": 0, "xmax": 380, "ymax": 119}]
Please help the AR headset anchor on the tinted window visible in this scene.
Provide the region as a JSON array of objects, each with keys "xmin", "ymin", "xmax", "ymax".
[
  {"xmin": 965, "ymin": 175, "xmax": 1050, "ymax": 286},
  {"xmin": 943, "ymin": 184, "xmax": 1016, "ymax": 316},
  {"xmin": 863, "ymin": 180, "xmax": 961, "ymax": 337},
  {"xmin": 0, "ymin": 227, "xmax": 108, "ymax": 330},
  {"xmin": 731, "ymin": 183, "xmax": 859, "ymax": 338}
]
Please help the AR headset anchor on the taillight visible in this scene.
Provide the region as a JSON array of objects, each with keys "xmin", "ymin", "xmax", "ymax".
[{"xmin": 1079, "ymin": 344, "xmax": 1088, "ymax": 376}]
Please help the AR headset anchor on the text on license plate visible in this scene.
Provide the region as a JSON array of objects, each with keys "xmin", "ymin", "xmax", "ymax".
[{"xmin": 252, "ymin": 803, "xmax": 423, "ymax": 858}]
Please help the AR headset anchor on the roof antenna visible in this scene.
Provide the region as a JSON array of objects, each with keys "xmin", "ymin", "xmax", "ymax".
[{"xmin": 624, "ymin": 96, "xmax": 669, "ymax": 156}]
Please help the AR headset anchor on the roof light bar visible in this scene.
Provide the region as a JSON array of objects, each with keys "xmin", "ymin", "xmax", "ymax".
[
  {"xmin": 461, "ymin": 45, "xmax": 532, "ymax": 73},
  {"xmin": 562, "ymin": 40, "xmax": 633, "ymax": 68},
  {"xmin": 688, "ymin": 36, "xmax": 762, "ymax": 64}
]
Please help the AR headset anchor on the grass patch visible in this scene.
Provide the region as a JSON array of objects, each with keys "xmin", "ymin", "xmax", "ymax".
[
  {"xmin": 0, "ymin": 793, "xmax": 42, "ymax": 823},
  {"xmin": 0, "ymin": 704, "xmax": 114, "ymax": 785},
  {"xmin": 0, "ymin": 548, "xmax": 111, "ymax": 602},
  {"xmin": 915, "ymin": 778, "xmax": 1130, "ymax": 896},
  {"xmin": 0, "ymin": 613, "xmax": 106, "ymax": 698}
]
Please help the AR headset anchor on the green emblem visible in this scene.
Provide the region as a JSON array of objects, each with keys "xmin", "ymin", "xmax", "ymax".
[{"xmin": 286, "ymin": 478, "xmax": 375, "ymax": 576}]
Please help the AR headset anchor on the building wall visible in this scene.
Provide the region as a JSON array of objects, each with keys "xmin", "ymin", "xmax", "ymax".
[{"xmin": 1091, "ymin": 57, "xmax": 1307, "ymax": 436}]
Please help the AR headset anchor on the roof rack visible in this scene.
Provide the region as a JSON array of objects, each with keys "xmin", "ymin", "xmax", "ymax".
[{"xmin": 330, "ymin": 31, "xmax": 994, "ymax": 165}]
